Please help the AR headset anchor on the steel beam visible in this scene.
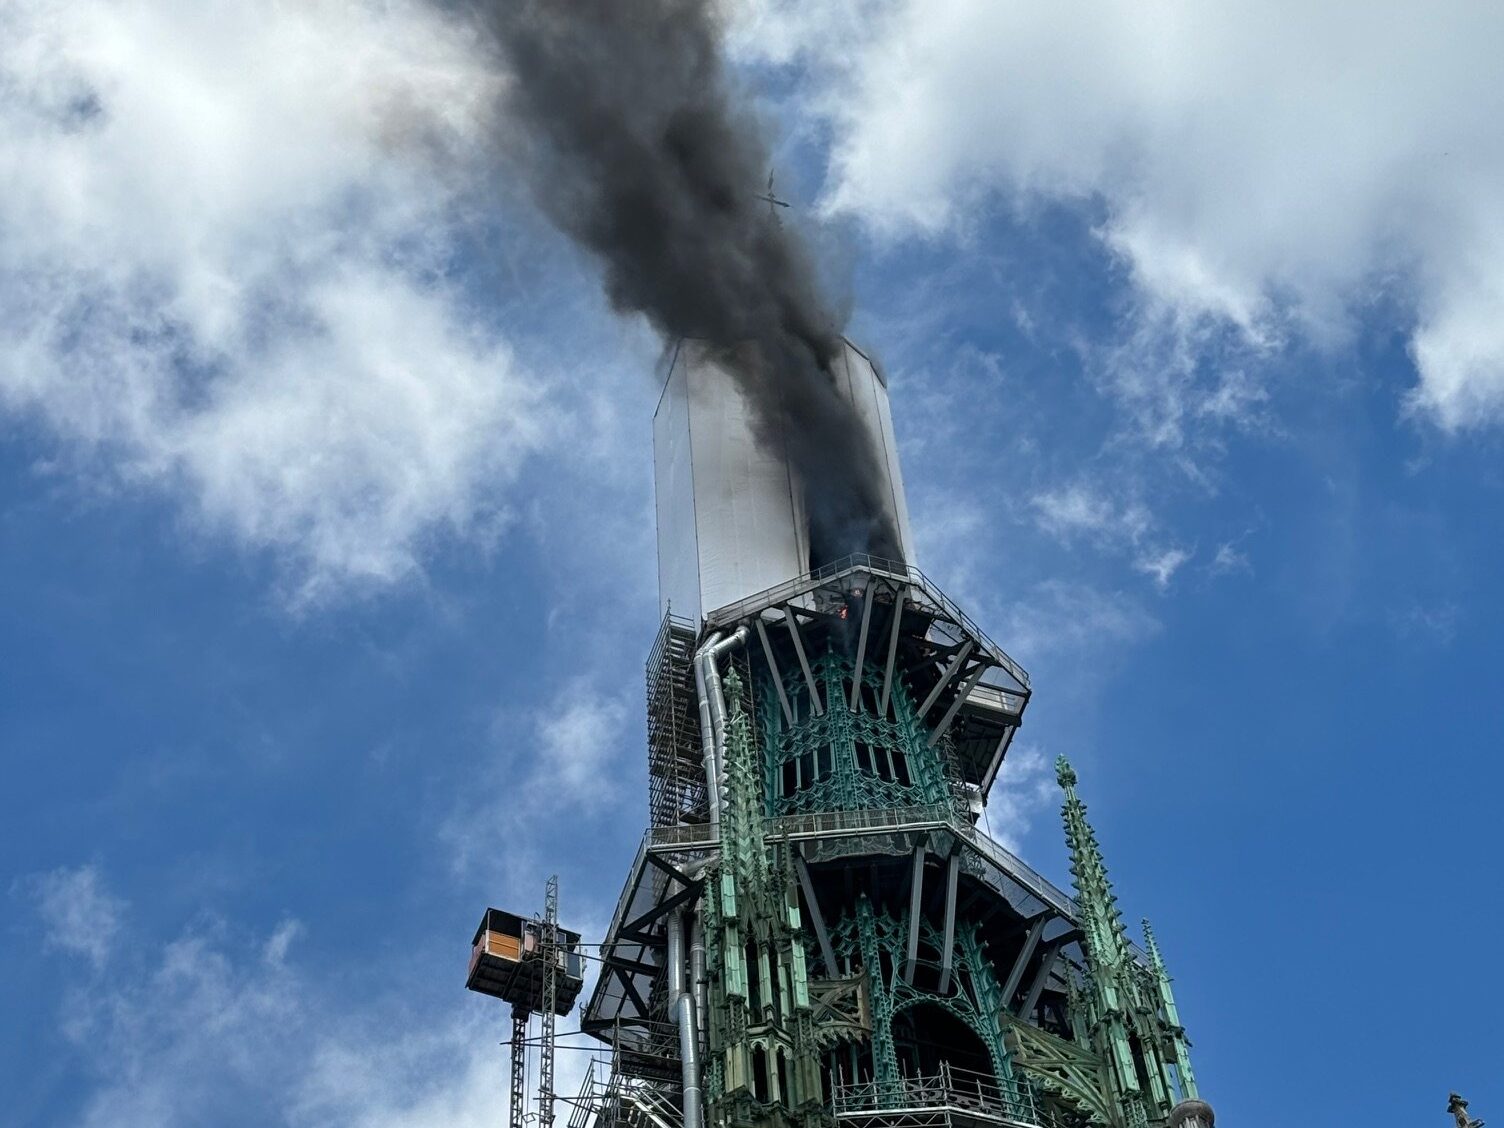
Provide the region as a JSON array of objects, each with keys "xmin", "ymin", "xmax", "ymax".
[
  {"xmin": 783, "ymin": 606, "xmax": 824, "ymax": 716},
  {"xmin": 602, "ymin": 954, "xmax": 661, "ymax": 979},
  {"xmin": 999, "ymin": 914, "xmax": 1049, "ymax": 1007},
  {"xmin": 916, "ymin": 640, "xmax": 975, "ymax": 718},
  {"xmin": 1020, "ymin": 943, "xmax": 1062, "ymax": 1021},
  {"xmin": 904, "ymin": 842, "xmax": 926, "ymax": 983},
  {"xmin": 878, "ymin": 590, "xmax": 907, "ymax": 717},
  {"xmin": 927, "ymin": 660, "xmax": 989, "ymax": 748},
  {"xmin": 795, "ymin": 851, "xmax": 839, "ymax": 976},
  {"xmin": 755, "ymin": 617, "xmax": 795, "ymax": 725},
  {"xmin": 613, "ymin": 964, "xmax": 651, "ymax": 1017},
  {"xmin": 849, "ymin": 584, "xmax": 876, "ymax": 710},
  {"xmin": 622, "ymin": 883, "xmax": 698, "ymax": 938},
  {"xmin": 645, "ymin": 852, "xmax": 698, "ymax": 885},
  {"xmin": 937, "ymin": 851, "xmax": 961, "ymax": 994}
]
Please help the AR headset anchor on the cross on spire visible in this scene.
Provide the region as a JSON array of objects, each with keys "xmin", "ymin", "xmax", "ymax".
[{"xmin": 754, "ymin": 170, "xmax": 791, "ymax": 224}]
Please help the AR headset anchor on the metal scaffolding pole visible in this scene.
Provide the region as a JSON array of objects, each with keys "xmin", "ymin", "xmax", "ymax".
[
  {"xmin": 539, "ymin": 875, "xmax": 560, "ymax": 1128},
  {"xmin": 509, "ymin": 1006, "xmax": 528, "ymax": 1128}
]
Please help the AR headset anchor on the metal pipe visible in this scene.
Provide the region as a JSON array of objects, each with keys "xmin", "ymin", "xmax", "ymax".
[
  {"xmin": 693, "ymin": 632, "xmax": 724, "ymax": 831},
  {"xmin": 667, "ymin": 910, "xmax": 703, "ymax": 1128},
  {"xmin": 695, "ymin": 626, "xmax": 748, "ymax": 832},
  {"xmin": 667, "ymin": 908, "xmax": 686, "ymax": 1008},
  {"xmin": 690, "ymin": 909, "xmax": 708, "ymax": 1058}
]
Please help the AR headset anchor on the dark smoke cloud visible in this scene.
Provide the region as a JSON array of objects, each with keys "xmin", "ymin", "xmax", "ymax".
[{"xmin": 478, "ymin": 0, "xmax": 901, "ymax": 565}]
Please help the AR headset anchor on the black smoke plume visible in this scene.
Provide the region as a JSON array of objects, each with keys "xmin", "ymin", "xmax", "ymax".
[{"xmin": 480, "ymin": 0, "xmax": 902, "ymax": 565}]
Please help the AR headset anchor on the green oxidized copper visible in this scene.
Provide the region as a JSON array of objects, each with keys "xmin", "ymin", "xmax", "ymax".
[
  {"xmin": 1044, "ymin": 755, "xmax": 1201, "ymax": 1126},
  {"xmin": 702, "ymin": 669, "xmax": 827, "ymax": 1128},
  {"xmin": 700, "ymin": 650, "xmax": 1205, "ymax": 1128}
]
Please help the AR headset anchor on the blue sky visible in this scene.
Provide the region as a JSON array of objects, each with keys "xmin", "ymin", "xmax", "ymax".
[{"xmin": 3, "ymin": 2, "xmax": 1502, "ymax": 1125}]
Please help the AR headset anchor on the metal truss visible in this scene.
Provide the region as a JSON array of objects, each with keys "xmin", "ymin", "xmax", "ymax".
[
  {"xmin": 704, "ymin": 555, "xmax": 1031, "ymax": 798},
  {"xmin": 581, "ymin": 795, "xmax": 1162, "ymax": 1050}
]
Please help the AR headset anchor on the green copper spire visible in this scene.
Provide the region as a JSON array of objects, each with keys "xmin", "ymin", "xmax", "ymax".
[
  {"xmin": 1143, "ymin": 918, "xmax": 1198, "ymax": 1100},
  {"xmin": 1056, "ymin": 755, "xmax": 1131, "ymax": 976},
  {"xmin": 701, "ymin": 669, "xmax": 825, "ymax": 1128},
  {"xmin": 1053, "ymin": 756, "xmax": 1207, "ymax": 1127},
  {"xmin": 719, "ymin": 669, "xmax": 768, "ymax": 886},
  {"xmin": 1056, "ymin": 755, "xmax": 1141, "ymax": 1111}
]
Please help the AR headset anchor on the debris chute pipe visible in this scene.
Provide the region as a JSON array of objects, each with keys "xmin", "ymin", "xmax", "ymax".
[
  {"xmin": 690, "ymin": 909, "xmax": 708, "ymax": 1058},
  {"xmin": 667, "ymin": 910, "xmax": 703, "ymax": 1128},
  {"xmin": 693, "ymin": 626, "xmax": 748, "ymax": 834},
  {"xmin": 693, "ymin": 632, "xmax": 723, "ymax": 831}
]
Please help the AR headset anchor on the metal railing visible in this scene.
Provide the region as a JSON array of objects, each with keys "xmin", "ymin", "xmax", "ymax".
[
  {"xmin": 767, "ymin": 803, "xmax": 955, "ymax": 842},
  {"xmin": 832, "ymin": 1064, "xmax": 1059, "ymax": 1128},
  {"xmin": 952, "ymin": 824, "xmax": 1076, "ymax": 924},
  {"xmin": 704, "ymin": 553, "xmax": 1030, "ymax": 692},
  {"xmin": 572, "ymin": 1059, "xmax": 684, "ymax": 1128},
  {"xmin": 569, "ymin": 1061, "xmax": 602, "ymax": 1128},
  {"xmin": 646, "ymin": 823, "xmax": 718, "ymax": 849}
]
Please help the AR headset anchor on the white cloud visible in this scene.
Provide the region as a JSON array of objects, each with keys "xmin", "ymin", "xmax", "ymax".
[
  {"xmin": 1135, "ymin": 546, "xmax": 1192, "ymax": 592},
  {"xmin": 536, "ymin": 683, "xmax": 635, "ymax": 815},
  {"xmin": 1030, "ymin": 484, "xmax": 1150, "ymax": 546},
  {"xmin": 263, "ymin": 918, "xmax": 305, "ymax": 966},
  {"xmin": 981, "ymin": 743, "xmax": 1055, "ymax": 853},
  {"xmin": 289, "ymin": 1014, "xmax": 515, "ymax": 1128},
  {"xmin": 0, "ymin": 0, "xmax": 549, "ymax": 601},
  {"xmin": 739, "ymin": 0, "xmax": 1504, "ymax": 428},
  {"xmin": 1389, "ymin": 599, "xmax": 1459, "ymax": 645},
  {"xmin": 38, "ymin": 893, "xmax": 310, "ymax": 1128},
  {"xmin": 1001, "ymin": 579, "xmax": 1160, "ymax": 668},
  {"xmin": 441, "ymin": 680, "xmax": 634, "ymax": 885},
  {"xmin": 1030, "ymin": 483, "xmax": 1200, "ymax": 593},
  {"xmin": 29, "ymin": 864, "xmax": 126, "ymax": 971},
  {"xmin": 27, "ymin": 867, "xmax": 567, "ymax": 1128},
  {"xmin": 1099, "ymin": 315, "xmax": 1274, "ymax": 457},
  {"xmin": 1210, "ymin": 542, "xmax": 1252, "ymax": 575}
]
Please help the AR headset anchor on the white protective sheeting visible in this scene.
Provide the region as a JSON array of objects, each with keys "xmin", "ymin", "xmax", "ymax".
[
  {"xmin": 835, "ymin": 341, "xmax": 915, "ymax": 563},
  {"xmin": 654, "ymin": 338, "xmax": 915, "ymax": 622}
]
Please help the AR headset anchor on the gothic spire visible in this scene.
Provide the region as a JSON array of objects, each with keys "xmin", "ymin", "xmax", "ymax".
[
  {"xmin": 1056, "ymin": 755, "xmax": 1141, "ymax": 1108},
  {"xmin": 1056, "ymin": 755, "xmax": 1130, "ymax": 975},
  {"xmin": 719, "ymin": 669, "xmax": 767, "ymax": 886},
  {"xmin": 1143, "ymin": 918, "xmax": 1199, "ymax": 1100}
]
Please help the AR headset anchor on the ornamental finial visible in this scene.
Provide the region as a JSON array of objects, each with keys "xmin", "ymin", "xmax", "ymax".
[
  {"xmin": 1449, "ymin": 1092, "xmax": 1485, "ymax": 1128},
  {"xmin": 1055, "ymin": 755, "xmax": 1077, "ymax": 788}
]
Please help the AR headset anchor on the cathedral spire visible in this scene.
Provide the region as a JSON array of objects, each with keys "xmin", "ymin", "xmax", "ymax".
[
  {"xmin": 1055, "ymin": 755, "xmax": 1140, "ymax": 1108},
  {"xmin": 1056, "ymin": 755, "xmax": 1130, "ymax": 976},
  {"xmin": 1143, "ymin": 918, "xmax": 1199, "ymax": 1100},
  {"xmin": 1055, "ymin": 758, "xmax": 1212, "ymax": 1127},
  {"xmin": 719, "ymin": 669, "xmax": 767, "ymax": 886}
]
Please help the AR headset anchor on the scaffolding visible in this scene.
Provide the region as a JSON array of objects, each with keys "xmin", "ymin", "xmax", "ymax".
[{"xmin": 646, "ymin": 613, "xmax": 704, "ymax": 830}]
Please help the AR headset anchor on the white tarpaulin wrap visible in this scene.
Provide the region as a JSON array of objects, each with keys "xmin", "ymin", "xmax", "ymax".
[
  {"xmin": 835, "ymin": 342, "xmax": 915, "ymax": 564},
  {"xmin": 654, "ymin": 338, "xmax": 914, "ymax": 622}
]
